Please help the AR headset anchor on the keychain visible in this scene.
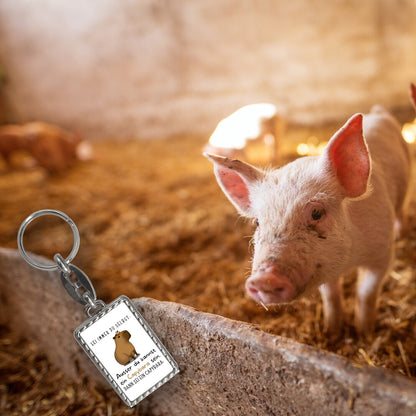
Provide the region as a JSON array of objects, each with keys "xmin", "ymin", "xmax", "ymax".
[{"xmin": 17, "ymin": 209, "xmax": 179, "ymax": 407}]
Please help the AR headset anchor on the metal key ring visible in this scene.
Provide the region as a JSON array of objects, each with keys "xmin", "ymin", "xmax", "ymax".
[{"xmin": 17, "ymin": 209, "xmax": 80, "ymax": 271}]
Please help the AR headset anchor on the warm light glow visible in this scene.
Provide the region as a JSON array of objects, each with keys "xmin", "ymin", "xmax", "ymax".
[
  {"xmin": 316, "ymin": 141, "xmax": 328, "ymax": 155},
  {"xmin": 296, "ymin": 143, "xmax": 309, "ymax": 155},
  {"xmin": 296, "ymin": 138, "xmax": 327, "ymax": 156},
  {"xmin": 402, "ymin": 119, "xmax": 416, "ymax": 144},
  {"xmin": 208, "ymin": 103, "xmax": 277, "ymax": 149}
]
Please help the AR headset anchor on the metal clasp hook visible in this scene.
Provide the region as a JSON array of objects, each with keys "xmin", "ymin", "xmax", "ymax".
[
  {"xmin": 54, "ymin": 254, "xmax": 96, "ymax": 305},
  {"xmin": 54, "ymin": 253, "xmax": 106, "ymax": 316}
]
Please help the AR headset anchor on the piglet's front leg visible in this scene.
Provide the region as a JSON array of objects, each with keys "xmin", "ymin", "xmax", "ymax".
[
  {"xmin": 355, "ymin": 266, "xmax": 389, "ymax": 337},
  {"xmin": 319, "ymin": 278, "xmax": 344, "ymax": 341}
]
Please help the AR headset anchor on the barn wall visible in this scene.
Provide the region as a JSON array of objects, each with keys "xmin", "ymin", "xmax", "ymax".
[{"xmin": 0, "ymin": 0, "xmax": 415, "ymax": 139}]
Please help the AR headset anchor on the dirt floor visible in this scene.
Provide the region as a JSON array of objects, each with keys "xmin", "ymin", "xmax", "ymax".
[{"xmin": 1, "ymin": 122, "xmax": 416, "ymax": 415}]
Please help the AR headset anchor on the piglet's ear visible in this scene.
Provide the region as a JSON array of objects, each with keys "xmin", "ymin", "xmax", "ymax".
[
  {"xmin": 204, "ymin": 153, "xmax": 263, "ymax": 215},
  {"xmin": 322, "ymin": 114, "xmax": 370, "ymax": 198},
  {"xmin": 410, "ymin": 83, "xmax": 416, "ymax": 110}
]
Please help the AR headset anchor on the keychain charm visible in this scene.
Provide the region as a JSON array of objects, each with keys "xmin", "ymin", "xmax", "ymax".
[
  {"xmin": 17, "ymin": 209, "xmax": 179, "ymax": 407},
  {"xmin": 74, "ymin": 295, "xmax": 178, "ymax": 407}
]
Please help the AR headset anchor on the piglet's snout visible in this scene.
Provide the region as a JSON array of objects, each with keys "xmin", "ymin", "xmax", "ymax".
[{"xmin": 246, "ymin": 262, "xmax": 295, "ymax": 305}]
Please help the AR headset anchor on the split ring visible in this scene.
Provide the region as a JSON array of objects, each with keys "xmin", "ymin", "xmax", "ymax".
[{"xmin": 17, "ymin": 209, "xmax": 80, "ymax": 271}]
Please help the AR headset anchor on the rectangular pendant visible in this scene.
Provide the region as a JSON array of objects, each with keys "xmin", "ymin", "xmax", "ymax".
[{"xmin": 74, "ymin": 295, "xmax": 179, "ymax": 407}]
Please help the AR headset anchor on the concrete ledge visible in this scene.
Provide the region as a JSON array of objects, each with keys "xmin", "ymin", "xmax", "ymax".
[{"xmin": 1, "ymin": 248, "xmax": 416, "ymax": 415}]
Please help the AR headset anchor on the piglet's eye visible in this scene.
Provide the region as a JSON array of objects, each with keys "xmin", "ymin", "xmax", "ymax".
[
  {"xmin": 255, "ymin": 219, "xmax": 259, "ymax": 227},
  {"xmin": 311, "ymin": 208, "xmax": 325, "ymax": 221}
]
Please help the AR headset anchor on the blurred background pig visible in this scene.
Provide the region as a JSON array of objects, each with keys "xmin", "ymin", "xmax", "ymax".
[
  {"xmin": 0, "ymin": 121, "xmax": 91, "ymax": 173},
  {"xmin": 205, "ymin": 106, "xmax": 412, "ymax": 339},
  {"xmin": 203, "ymin": 103, "xmax": 286, "ymax": 163}
]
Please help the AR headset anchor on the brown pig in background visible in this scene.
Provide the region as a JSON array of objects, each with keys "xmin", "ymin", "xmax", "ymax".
[
  {"xmin": 0, "ymin": 121, "xmax": 91, "ymax": 173},
  {"xmin": 205, "ymin": 106, "xmax": 411, "ymax": 339}
]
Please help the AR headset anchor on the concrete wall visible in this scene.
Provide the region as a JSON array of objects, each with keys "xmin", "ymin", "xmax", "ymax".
[{"xmin": 0, "ymin": 0, "xmax": 415, "ymax": 140}]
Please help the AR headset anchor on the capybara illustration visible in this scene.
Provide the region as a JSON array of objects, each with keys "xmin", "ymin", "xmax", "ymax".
[{"xmin": 113, "ymin": 330, "xmax": 138, "ymax": 365}]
